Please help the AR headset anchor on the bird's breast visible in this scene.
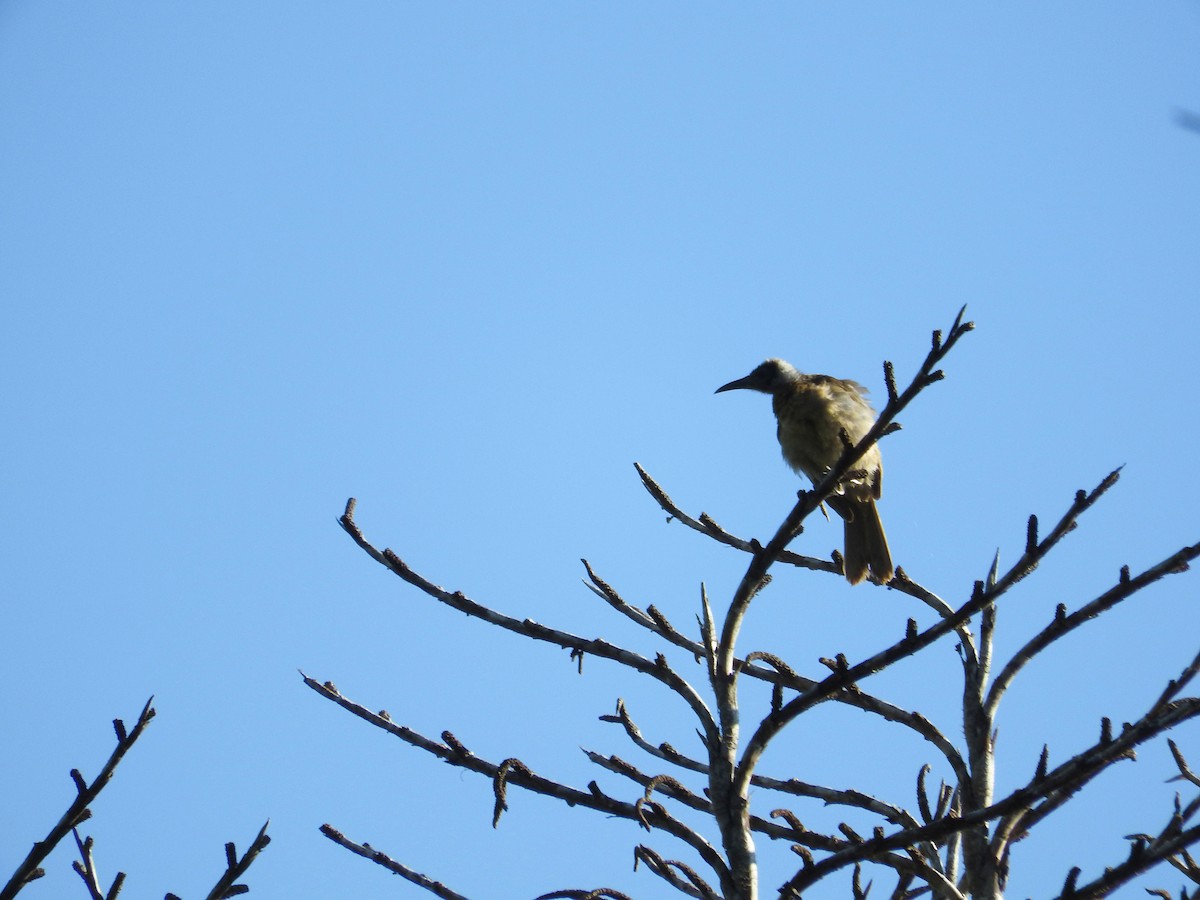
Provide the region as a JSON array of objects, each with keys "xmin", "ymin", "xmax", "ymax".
[{"xmin": 772, "ymin": 384, "xmax": 882, "ymax": 494}]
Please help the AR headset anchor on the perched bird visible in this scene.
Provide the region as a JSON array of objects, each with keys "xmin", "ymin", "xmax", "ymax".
[{"xmin": 716, "ymin": 359, "xmax": 894, "ymax": 585}]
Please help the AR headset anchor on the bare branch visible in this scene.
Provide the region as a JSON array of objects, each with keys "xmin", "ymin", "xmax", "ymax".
[
  {"xmin": 633, "ymin": 845, "xmax": 717, "ymax": 899},
  {"xmin": 599, "ymin": 698, "xmax": 698, "ymax": 770},
  {"xmin": 584, "ymin": 556, "xmax": 969, "ymax": 785},
  {"xmin": 637, "ymin": 775, "xmax": 704, "ymax": 829},
  {"xmin": 986, "ymin": 540, "xmax": 1200, "ymax": 719},
  {"xmin": 595, "ymin": 699, "xmax": 936, "ymax": 853},
  {"xmin": 994, "ymin": 653, "xmax": 1200, "ymax": 866},
  {"xmin": 342, "ymin": 497, "xmax": 974, "ymax": 806},
  {"xmin": 581, "ymin": 559, "xmax": 671, "ymax": 637},
  {"xmin": 1161, "ymin": 841, "xmax": 1200, "ymax": 885},
  {"xmin": 582, "ymin": 752, "xmax": 711, "ymax": 817},
  {"xmin": 337, "ymin": 511, "xmax": 719, "ymax": 747},
  {"xmin": 70, "ymin": 830, "xmax": 123, "ymax": 900},
  {"xmin": 997, "ymin": 658, "xmax": 1200, "ymax": 850},
  {"xmin": 699, "ymin": 584, "xmax": 718, "ymax": 682},
  {"xmin": 735, "ymin": 467, "xmax": 1128, "ymax": 811},
  {"xmin": 303, "ymin": 674, "xmax": 731, "ymax": 888},
  {"xmin": 1168, "ymin": 740, "xmax": 1200, "ymax": 790},
  {"xmin": 320, "ymin": 825, "xmax": 472, "ymax": 900},
  {"xmin": 493, "ymin": 759, "xmax": 534, "ymax": 828},
  {"xmin": 325, "ymin": 307, "xmax": 1200, "ymax": 899},
  {"xmin": 1046, "ymin": 796, "xmax": 1200, "ymax": 899},
  {"xmin": 198, "ymin": 821, "xmax": 271, "ymax": 900},
  {"xmin": 779, "ymin": 836, "xmax": 967, "ymax": 900},
  {"xmin": 632, "ymin": 463, "xmax": 840, "ymax": 578},
  {"xmin": 994, "ymin": 468, "xmax": 1124, "ymax": 592},
  {"xmin": 851, "ymin": 862, "xmax": 871, "ymax": 900},
  {"xmin": 635, "ymin": 462, "xmax": 963, "ymax": 628},
  {"xmin": 1, "ymin": 698, "xmax": 156, "ymax": 900},
  {"xmin": 580, "ymin": 748, "xmax": 938, "ymax": 886},
  {"xmin": 915, "ymin": 765, "xmax": 936, "ymax": 827},
  {"xmin": 773, "ymin": 689, "xmax": 1200, "ymax": 895},
  {"xmin": 535, "ymin": 888, "xmax": 635, "ymax": 900}
]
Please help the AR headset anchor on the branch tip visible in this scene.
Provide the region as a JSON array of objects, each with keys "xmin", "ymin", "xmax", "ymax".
[{"xmin": 883, "ymin": 360, "xmax": 898, "ymax": 403}]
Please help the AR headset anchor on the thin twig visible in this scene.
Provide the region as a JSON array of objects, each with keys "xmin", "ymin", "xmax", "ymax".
[
  {"xmin": 1, "ymin": 698, "xmax": 156, "ymax": 900},
  {"xmin": 597, "ymin": 699, "xmax": 931, "ymax": 839},
  {"xmin": 320, "ymin": 825, "xmax": 472, "ymax": 900},
  {"xmin": 634, "ymin": 464, "xmax": 960, "ymax": 624},
  {"xmin": 633, "ymin": 845, "xmax": 717, "ymax": 899},
  {"xmin": 734, "ymin": 466, "xmax": 1127, "ymax": 812},
  {"xmin": 583, "ymin": 558, "xmax": 969, "ymax": 786},
  {"xmin": 70, "ymin": 830, "xmax": 121, "ymax": 900},
  {"xmin": 985, "ymin": 539, "xmax": 1200, "ymax": 719},
  {"xmin": 339, "ymin": 505, "xmax": 719, "ymax": 748},
  {"xmin": 199, "ymin": 820, "xmax": 271, "ymax": 900},
  {"xmin": 777, "ymin": 692, "xmax": 1200, "ymax": 895},
  {"xmin": 302, "ymin": 674, "xmax": 731, "ymax": 886},
  {"xmin": 1047, "ymin": 815, "xmax": 1200, "ymax": 898}
]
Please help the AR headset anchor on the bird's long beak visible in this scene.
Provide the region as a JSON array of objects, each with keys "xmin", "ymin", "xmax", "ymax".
[{"xmin": 715, "ymin": 374, "xmax": 756, "ymax": 394}]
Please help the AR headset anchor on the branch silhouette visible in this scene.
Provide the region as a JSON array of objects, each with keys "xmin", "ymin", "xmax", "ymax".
[
  {"xmin": 2, "ymin": 698, "xmax": 155, "ymax": 900},
  {"xmin": 316, "ymin": 308, "xmax": 1199, "ymax": 899}
]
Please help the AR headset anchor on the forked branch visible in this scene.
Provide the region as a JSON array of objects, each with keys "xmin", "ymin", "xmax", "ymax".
[
  {"xmin": 1, "ymin": 698, "xmax": 156, "ymax": 900},
  {"xmin": 582, "ymin": 559, "xmax": 969, "ymax": 785},
  {"xmin": 986, "ymin": 539, "xmax": 1200, "ymax": 718},
  {"xmin": 301, "ymin": 674, "xmax": 731, "ymax": 888},
  {"xmin": 338, "ymin": 502, "xmax": 719, "ymax": 748},
  {"xmin": 324, "ymin": 307, "xmax": 1199, "ymax": 898},
  {"xmin": 1048, "ymin": 792, "xmax": 1200, "ymax": 899}
]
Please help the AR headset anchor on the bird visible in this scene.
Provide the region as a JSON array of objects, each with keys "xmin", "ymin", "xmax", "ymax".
[{"xmin": 716, "ymin": 358, "xmax": 894, "ymax": 585}]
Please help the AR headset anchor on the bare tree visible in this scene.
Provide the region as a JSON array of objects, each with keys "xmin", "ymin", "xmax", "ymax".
[
  {"xmin": 3, "ymin": 699, "xmax": 271, "ymax": 900},
  {"xmin": 309, "ymin": 309, "xmax": 1200, "ymax": 899}
]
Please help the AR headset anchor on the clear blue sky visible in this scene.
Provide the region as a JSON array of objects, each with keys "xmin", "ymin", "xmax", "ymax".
[{"xmin": 3, "ymin": 4, "xmax": 1198, "ymax": 898}]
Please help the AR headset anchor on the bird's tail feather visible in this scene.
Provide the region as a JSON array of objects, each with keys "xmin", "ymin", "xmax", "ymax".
[{"xmin": 842, "ymin": 498, "xmax": 894, "ymax": 586}]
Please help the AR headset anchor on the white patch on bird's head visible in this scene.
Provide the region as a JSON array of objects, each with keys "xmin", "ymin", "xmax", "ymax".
[{"xmin": 757, "ymin": 358, "xmax": 801, "ymax": 388}]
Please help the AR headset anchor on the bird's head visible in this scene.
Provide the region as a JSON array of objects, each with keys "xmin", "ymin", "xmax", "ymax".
[{"xmin": 715, "ymin": 358, "xmax": 801, "ymax": 396}]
